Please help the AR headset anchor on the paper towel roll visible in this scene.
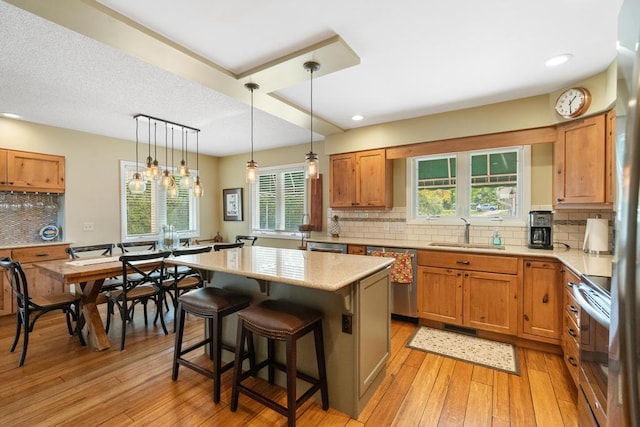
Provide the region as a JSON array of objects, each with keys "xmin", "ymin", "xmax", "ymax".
[{"xmin": 583, "ymin": 218, "xmax": 609, "ymax": 254}]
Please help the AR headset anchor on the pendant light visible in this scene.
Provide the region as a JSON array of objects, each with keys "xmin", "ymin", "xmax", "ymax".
[
  {"xmin": 128, "ymin": 117, "xmax": 147, "ymax": 194},
  {"xmin": 168, "ymin": 126, "xmax": 178, "ymax": 199},
  {"xmin": 304, "ymin": 61, "xmax": 320, "ymax": 179},
  {"xmin": 144, "ymin": 118, "xmax": 154, "ymax": 179},
  {"xmin": 161, "ymin": 122, "xmax": 172, "ymax": 189},
  {"xmin": 179, "ymin": 128, "xmax": 188, "ymax": 176},
  {"xmin": 245, "ymin": 82, "xmax": 259, "ymax": 184},
  {"xmin": 193, "ymin": 130, "xmax": 204, "ymax": 198},
  {"xmin": 151, "ymin": 122, "xmax": 161, "ymax": 180},
  {"xmin": 181, "ymin": 129, "xmax": 194, "ymax": 189}
]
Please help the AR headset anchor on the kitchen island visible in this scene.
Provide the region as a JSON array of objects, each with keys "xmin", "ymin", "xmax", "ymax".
[{"xmin": 166, "ymin": 246, "xmax": 394, "ymax": 418}]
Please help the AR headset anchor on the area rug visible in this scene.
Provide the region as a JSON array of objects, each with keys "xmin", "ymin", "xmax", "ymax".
[{"xmin": 407, "ymin": 326, "xmax": 520, "ymax": 375}]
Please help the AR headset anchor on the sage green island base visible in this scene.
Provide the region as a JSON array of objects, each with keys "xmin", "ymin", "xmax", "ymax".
[{"xmin": 167, "ymin": 246, "xmax": 393, "ymax": 418}]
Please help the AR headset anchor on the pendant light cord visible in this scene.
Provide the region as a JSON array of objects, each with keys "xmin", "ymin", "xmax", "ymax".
[
  {"xmin": 309, "ymin": 66, "xmax": 314, "ymax": 154},
  {"xmin": 251, "ymin": 87, "xmax": 255, "ymax": 161},
  {"xmin": 135, "ymin": 117, "xmax": 140, "ymax": 171}
]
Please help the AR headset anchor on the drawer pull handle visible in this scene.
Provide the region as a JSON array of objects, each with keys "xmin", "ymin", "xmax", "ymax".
[
  {"xmin": 568, "ymin": 356, "xmax": 578, "ymax": 367},
  {"xmin": 542, "ymin": 293, "xmax": 549, "ymax": 304},
  {"xmin": 35, "ymin": 253, "xmax": 49, "ymax": 257},
  {"xmin": 567, "ymin": 281, "xmax": 576, "ymax": 288},
  {"xmin": 568, "ymin": 328, "xmax": 577, "ymax": 337},
  {"xmin": 456, "ymin": 260, "xmax": 470, "ymax": 265},
  {"xmin": 569, "ymin": 305, "xmax": 578, "ymax": 313}
]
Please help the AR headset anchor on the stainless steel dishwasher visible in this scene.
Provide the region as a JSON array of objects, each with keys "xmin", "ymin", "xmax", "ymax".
[{"xmin": 366, "ymin": 246, "xmax": 417, "ymax": 320}]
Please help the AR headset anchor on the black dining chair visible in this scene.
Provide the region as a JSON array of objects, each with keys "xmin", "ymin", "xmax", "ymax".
[
  {"xmin": 117, "ymin": 240, "xmax": 157, "ymax": 253},
  {"xmin": 235, "ymin": 235, "xmax": 258, "ymax": 246},
  {"xmin": 66, "ymin": 243, "xmax": 122, "ymax": 298},
  {"xmin": 0, "ymin": 257, "xmax": 86, "ymax": 366},
  {"xmin": 160, "ymin": 245, "xmax": 213, "ymax": 331},
  {"xmin": 105, "ymin": 251, "xmax": 172, "ymax": 350},
  {"xmin": 213, "ymin": 242, "xmax": 245, "ymax": 251}
]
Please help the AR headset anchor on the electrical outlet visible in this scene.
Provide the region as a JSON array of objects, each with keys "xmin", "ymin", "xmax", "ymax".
[
  {"xmin": 82, "ymin": 222, "xmax": 94, "ymax": 231},
  {"xmin": 342, "ymin": 313, "xmax": 353, "ymax": 334}
]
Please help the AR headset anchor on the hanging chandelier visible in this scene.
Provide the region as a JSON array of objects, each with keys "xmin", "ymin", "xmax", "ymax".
[
  {"xmin": 132, "ymin": 114, "xmax": 202, "ymax": 197},
  {"xmin": 245, "ymin": 82, "xmax": 259, "ymax": 184},
  {"xmin": 304, "ymin": 61, "xmax": 320, "ymax": 180}
]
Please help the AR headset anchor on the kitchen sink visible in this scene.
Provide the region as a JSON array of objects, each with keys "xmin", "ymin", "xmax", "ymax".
[{"xmin": 428, "ymin": 242, "xmax": 506, "ymax": 250}]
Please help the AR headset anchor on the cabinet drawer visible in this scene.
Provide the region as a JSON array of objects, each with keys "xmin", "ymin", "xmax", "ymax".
[
  {"xmin": 562, "ymin": 331, "xmax": 580, "ymax": 386},
  {"xmin": 417, "ymin": 250, "xmax": 518, "ymax": 274},
  {"xmin": 564, "ymin": 287, "xmax": 580, "ymax": 327},
  {"xmin": 563, "ymin": 309, "xmax": 580, "ymax": 342},
  {"xmin": 11, "ymin": 245, "xmax": 69, "ymax": 263}
]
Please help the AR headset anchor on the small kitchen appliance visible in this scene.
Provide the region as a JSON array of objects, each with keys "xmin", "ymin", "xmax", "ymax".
[{"xmin": 528, "ymin": 210, "xmax": 553, "ymax": 249}]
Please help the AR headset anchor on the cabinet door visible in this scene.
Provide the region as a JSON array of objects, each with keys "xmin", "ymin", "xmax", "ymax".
[
  {"xmin": 554, "ymin": 115, "xmax": 606, "ymax": 205},
  {"xmin": 6, "ymin": 150, "xmax": 65, "ymax": 193},
  {"xmin": 356, "ymin": 149, "xmax": 389, "ymax": 208},
  {"xmin": 522, "ymin": 260, "xmax": 562, "ymax": 341},
  {"xmin": 463, "ymin": 271, "xmax": 518, "ymax": 335},
  {"xmin": 330, "ymin": 153, "xmax": 356, "ymax": 207},
  {"xmin": 417, "ymin": 266, "xmax": 463, "ymax": 325},
  {"xmin": 0, "ymin": 249, "xmax": 13, "ymax": 315},
  {"xmin": 0, "ymin": 149, "xmax": 7, "ymax": 187}
]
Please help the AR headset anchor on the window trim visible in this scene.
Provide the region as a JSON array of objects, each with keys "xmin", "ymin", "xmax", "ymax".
[
  {"xmin": 120, "ymin": 160, "xmax": 200, "ymax": 243},
  {"xmin": 250, "ymin": 162, "xmax": 307, "ymax": 240},
  {"xmin": 406, "ymin": 146, "xmax": 531, "ymax": 226}
]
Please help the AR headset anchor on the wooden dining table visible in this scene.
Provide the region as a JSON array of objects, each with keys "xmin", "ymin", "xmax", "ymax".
[{"xmin": 34, "ymin": 255, "xmax": 131, "ymax": 351}]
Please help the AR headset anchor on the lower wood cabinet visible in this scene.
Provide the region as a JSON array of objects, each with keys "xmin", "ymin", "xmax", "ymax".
[
  {"xmin": 417, "ymin": 250, "xmax": 519, "ymax": 335},
  {"xmin": 0, "ymin": 244, "xmax": 69, "ymax": 315},
  {"xmin": 521, "ymin": 259, "xmax": 563, "ymax": 343}
]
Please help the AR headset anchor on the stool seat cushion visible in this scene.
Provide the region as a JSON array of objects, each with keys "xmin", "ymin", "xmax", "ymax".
[
  {"xmin": 239, "ymin": 299, "xmax": 322, "ymax": 336},
  {"xmin": 178, "ymin": 287, "xmax": 251, "ymax": 316}
]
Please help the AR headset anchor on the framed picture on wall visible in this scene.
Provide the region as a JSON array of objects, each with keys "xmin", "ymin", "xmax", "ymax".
[{"xmin": 223, "ymin": 188, "xmax": 243, "ymax": 221}]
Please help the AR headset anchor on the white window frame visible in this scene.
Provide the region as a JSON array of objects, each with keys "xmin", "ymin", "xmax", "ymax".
[
  {"xmin": 250, "ymin": 162, "xmax": 307, "ymax": 240},
  {"xmin": 406, "ymin": 146, "xmax": 530, "ymax": 226},
  {"xmin": 120, "ymin": 160, "xmax": 200, "ymax": 242}
]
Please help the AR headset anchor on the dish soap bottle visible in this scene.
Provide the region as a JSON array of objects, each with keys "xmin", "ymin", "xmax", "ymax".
[{"xmin": 492, "ymin": 230, "xmax": 502, "ymax": 246}]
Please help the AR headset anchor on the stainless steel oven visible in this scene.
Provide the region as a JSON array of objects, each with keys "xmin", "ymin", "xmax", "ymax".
[{"xmin": 573, "ymin": 274, "xmax": 611, "ymax": 427}]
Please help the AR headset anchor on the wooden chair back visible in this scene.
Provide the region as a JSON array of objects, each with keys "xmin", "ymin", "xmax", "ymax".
[
  {"xmin": 235, "ymin": 235, "xmax": 258, "ymax": 246},
  {"xmin": 117, "ymin": 240, "xmax": 157, "ymax": 253}
]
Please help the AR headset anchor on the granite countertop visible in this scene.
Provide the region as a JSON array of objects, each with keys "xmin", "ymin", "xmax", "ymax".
[
  {"xmin": 167, "ymin": 246, "xmax": 394, "ymax": 292},
  {"xmin": 306, "ymin": 235, "xmax": 613, "ymax": 277}
]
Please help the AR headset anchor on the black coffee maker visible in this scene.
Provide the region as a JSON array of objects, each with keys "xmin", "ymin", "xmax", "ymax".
[{"xmin": 528, "ymin": 211, "xmax": 553, "ymax": 249}]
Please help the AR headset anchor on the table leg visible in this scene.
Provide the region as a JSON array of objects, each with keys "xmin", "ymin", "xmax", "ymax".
[{"xmin": 79, "ymin": 279, "xmax": 110, "ymax": 351}]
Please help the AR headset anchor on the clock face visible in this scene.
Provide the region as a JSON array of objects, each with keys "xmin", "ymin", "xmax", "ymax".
[{"xmin": 555, "ymin": 87, "xmax": 591, "ymax": 118}]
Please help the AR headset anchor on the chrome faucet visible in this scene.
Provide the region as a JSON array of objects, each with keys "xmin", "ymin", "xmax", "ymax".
[{"xmin": 461, "ymin": 217, "xmax": 470, "ymax": 244}]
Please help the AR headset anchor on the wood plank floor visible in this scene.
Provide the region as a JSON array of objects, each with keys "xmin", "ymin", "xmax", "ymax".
[{"xmin": 0, "ymin": 306, "xmax": 578, "ymax": 426}]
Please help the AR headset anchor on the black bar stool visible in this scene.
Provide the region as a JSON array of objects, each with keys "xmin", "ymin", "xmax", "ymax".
[
  {"xmin": 172, "ymin": 287, "xmax": 252, "ymax": 403},
  {"xmin": 230, "ymin": 299, "xmax": 329, "ymax": 427}
]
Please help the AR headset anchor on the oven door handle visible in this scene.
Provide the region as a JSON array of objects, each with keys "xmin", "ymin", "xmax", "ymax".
[{"xmin": 572, "ymin": 284, "xmax": 610, "ymax": 329}]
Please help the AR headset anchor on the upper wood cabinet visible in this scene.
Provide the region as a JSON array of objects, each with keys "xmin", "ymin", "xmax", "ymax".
[
  {"xmin": 330, "ymin": 149, "xmax": 392, "ymax": 209},
  {"xmin": 554, "ymin": 112, "xmax": 613, "ymax": 207},
  {"xmin": 0, "ymin": 149, "xmax": 65, "ymax": 193}
]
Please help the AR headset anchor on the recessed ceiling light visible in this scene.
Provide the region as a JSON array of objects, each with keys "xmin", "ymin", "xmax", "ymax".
[
  {"xmin": 352, "ymin": 115, "xmax": 364, "ymax": 121},
  {"xmin": 1, "ymin": 113, "xmax": 21, "ymax": 119},
  {"xmin": 545, "ymin": 54, "xmax": 573, "ymax": 67}
]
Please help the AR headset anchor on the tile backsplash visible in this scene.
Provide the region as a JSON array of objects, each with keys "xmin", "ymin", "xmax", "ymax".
[
  {"xmin": 327, "ymin": 207, "xmax": 614, "ymax": 252},
  {"xmin": 0, "ymin": 192, "xmax": 63, "ymax": 245}
]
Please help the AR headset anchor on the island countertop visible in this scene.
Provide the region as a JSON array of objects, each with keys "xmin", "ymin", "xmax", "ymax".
[{"xmin": 166, "ymin": 245, "xmax": 394, "ymax": 292}]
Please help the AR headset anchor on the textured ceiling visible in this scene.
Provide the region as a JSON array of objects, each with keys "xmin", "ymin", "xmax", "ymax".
[{"xmin": 0, "ymin": 0, "xmax": 625, "ymax": 157}]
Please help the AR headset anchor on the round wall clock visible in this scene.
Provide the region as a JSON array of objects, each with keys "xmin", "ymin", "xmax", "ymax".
[{"xmin": 554, "ymin": 87, "xmax": 591, "ymax": 118}]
